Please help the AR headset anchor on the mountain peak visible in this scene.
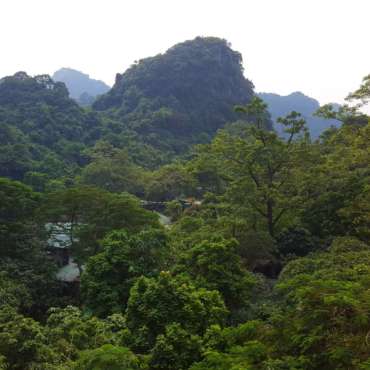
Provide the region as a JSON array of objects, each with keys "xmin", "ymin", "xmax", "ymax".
[
  {"xmin": 91, "ymin": 36, "xmax": 263, "ymax": 155},
  {"xmin": 52, "ymin": 68, "xmax": 110, "ymax": 105}
]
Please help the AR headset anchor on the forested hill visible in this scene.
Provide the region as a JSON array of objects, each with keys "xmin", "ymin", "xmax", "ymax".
[
  {"xmin": 1, "ymin": 30, "xmax": 370, "ymax": 368},
  {"xmin": 93, "ymin": 37, "xmax": 262, "ymax": 153},
  {"xmin": 258, "ymin": 91, "xmax": 341, "ymax": 138},
  {"xmin": 52, "ymin": 68, "xmax": 110, "ymax": 106},
  {"xmin": 0, "ymin": 72, "xmax": 100, "ymax": 182},
  {"xmin": 0, "ymin": 38, "xmax": 263, "ymax": 187}
]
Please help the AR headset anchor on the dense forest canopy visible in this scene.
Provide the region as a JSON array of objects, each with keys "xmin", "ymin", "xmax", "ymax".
[
  {"xmin": 0, "ymin": 71, "xmax": 101, "ymax": 184},
  {"xmin": 0, "ymin": 36, "xmax": 370, "ymax": 369}
]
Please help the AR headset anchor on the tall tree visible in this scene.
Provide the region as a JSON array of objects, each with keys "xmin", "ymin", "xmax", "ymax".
[
  {"xmin": 81, "ymin": 228, "xmax": 169, "ymax": 316},
  {"xmin": 208, "ymin": 97, "xmax": 309, "ymax": 236}
]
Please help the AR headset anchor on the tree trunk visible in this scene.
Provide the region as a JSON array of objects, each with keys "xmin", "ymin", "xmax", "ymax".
[{"xmin": 267, "ymin": 199, "xmax": 274, "ymax": 237}]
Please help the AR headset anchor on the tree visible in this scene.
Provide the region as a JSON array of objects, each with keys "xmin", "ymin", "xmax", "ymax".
[
  {"xmin": 74, "ymin": 345, "xmax": 140, "ymax": 370},
  {"xmin": 315, "ymin": 100, "xmax": 369, "ymax": 127},
  {"xmin": 0, "ymin": 306, "xmax": 53, "ymax": 369},
  {"xmin": 275, "ymin": 226, "xmax": 317, "ymax": 257},
  {"xmin": 273, "ymin": 237, "xmax": 370, "ymax": 369},
  {"xmin": 338, "ymin": 184, "xmax": 370, "ymax": 242},
  {"xmin": 0, "ymin": 177, "xmax": 41, "ymax": 259},
  {"xmin": 346, "ymin": 74, "xmax": 370, "ymax": 107},
  {"xmin": 0, "ymin": 273, "xmax": 31, "ymax": 311},
  {"xmin": 175, "ymin": 238, "xmax": 257, "ymax": 311},
  {"xmin": 204, "ymin": 97, "xmax": 309, "ymax": 237},
  {"xmin": 146, "ymin": 162, "xmax": 197, "ymax": 201},
  {"xmin": 190, "ymin": 341, "xmax": 268, "ymax": 370},
  {"xmin": 301, "ymin": 121, "xmax": 370, "ymax": 241},
  {"xmin": 149, "ymin": 323, "xmax": 202, "ymax": 370},
  {"xmin": 80, "ymin": 141, "xmax": 146, "ymax": 196},
  {"xmin": 0, "ymin": 178, "xmax": 67, "ymax": 319},
  {"xmin": 45, "ymin": 306, "xmax": 125, "ymax": 363},
  {"xmin": 40, "ymin": 186, "xmax": 160, "ymax": 268},
  {"xmin": 81, "ymin": 228, "xmax": 169, "ymax": 316},
  {"xmin": 126, "ymin": 272, "xmax": 227, "ymax": 352},
  {"xmin": 0, "ymin": 72, "xmax": 97, "ymax": 182}
]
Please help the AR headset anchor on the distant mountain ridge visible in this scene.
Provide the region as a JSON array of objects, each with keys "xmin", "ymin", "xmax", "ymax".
[
  {"xmin": 52, "ymin": 68, "xmax": 110, "ymax": 106},
  {"xmin": 258, "ymin": 91, "xmax": 341, "ymax": 138}
]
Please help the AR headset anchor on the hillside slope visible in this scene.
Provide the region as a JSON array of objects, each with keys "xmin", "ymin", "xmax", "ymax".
[
  {"xmin": 0, "ymin": 72, "xmax": 100, "ymax": 181},
  {"xmin": 93, "ymin": 37, "xmax": 263, "ymax": 155}
]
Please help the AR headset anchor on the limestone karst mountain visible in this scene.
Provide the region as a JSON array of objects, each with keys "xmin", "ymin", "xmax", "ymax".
[{"xmin": 52, "ymin": 68, "xmax": 110, "ymax": 106}]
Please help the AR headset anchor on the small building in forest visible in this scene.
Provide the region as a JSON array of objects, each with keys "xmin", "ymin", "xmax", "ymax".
[
  {"xmin": 46, "ymin": 222, "xmax": 81, "ymax": 282},
  {"xmin": 45, "ymin": 222, "xmax": 73, "ymax": 267}
]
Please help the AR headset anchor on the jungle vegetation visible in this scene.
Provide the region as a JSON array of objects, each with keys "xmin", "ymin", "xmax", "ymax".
[{"xmin": 0, "ymin": 37, "xmax": 369, "ymax": 369}]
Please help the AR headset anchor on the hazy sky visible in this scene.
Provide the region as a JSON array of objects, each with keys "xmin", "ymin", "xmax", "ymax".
[{"xmin": 1, "ymin": 0, "xmax": 369, "ymax": 105}]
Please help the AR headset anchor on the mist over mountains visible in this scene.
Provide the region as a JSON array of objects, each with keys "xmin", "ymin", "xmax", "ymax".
[
  {"xmin": 258, "ymin": 91, "xmax": 341, "ymax": 138},
  {"xmin": 51, "ymin": 59, "xmax": 340, "ymax": 140},
  {"xmin": 52, "ymin": 68, "xmax": 110, "ymax": 106}
]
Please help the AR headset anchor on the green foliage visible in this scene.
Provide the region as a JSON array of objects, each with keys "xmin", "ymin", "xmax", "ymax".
[
  {"xmin": 329, "ymin": 236, "xmax": 369, "ymax": 253},
  {"xmin": 93, "ymin": 37, "xmax": 259, "ymax": 159},
  {"xmin": 168, "ymin": 194, "xmax": 277, "ymax": 274},
  {"xmin": 193, "ymin": 100, "xmax": 309, "ymax": 238},
  {"xmin": 202, "ymin": 320, "xmax": 265, "ymax": 354},
  {"xmin": 146, "ymin": 162, "xmax": 197, "ymax": 201},
  {"xmin": 346, "ymin": 74, "xmax": 370, "ymax": 106},
  {"xmin": 46, "ymin": 307, "xmax": 127, "ymax": 365},
  {"xmin": 273, "ymin": 239, "xmax": 370, "ymax": 369},
  {"xmin": 0, "ymin": 177, "xmax": 70, "ymax": 318},
  {"xmin": 0, "ymin": 306, "xmax": 53, "ymax": 369},
  {"xmin": 301, "ymin": 122, "xmax": 370, "ymax": 241},
  {"xmin": 175, "ymin": 238, "xmax": 257, "ymax": 310},
  {"xmin": 74, "ymin": 345, "xmax": 140, "ymax": 370},
  {"xmin": 275, "ymin": 226, "xmax": 317, "ymax": 258},
  {"xmin": 81, "ymin": 228, "xmax": 169, "ymax": 316},
  {"xmin": 164, "ymin": 199, "xmax": 183, "ymax": 221},
  {"xmin": 190, "ymin": 341, "xmax": 268, "ymax": 370},
  {"xmin": 80, "ymin": 141, "xmax": 146, "ymax": 196},
  {"xmin": 0, "ymin": 72, "xmax": 98, "ymax": 182},
  {"xmin": 0, "ymin": 53, "xmax": 370, "ymax": 370},
  {"xmin": 315, "ymin": 102, "xmax": 369, "ymax": 127},
  {"xmin": 0, "ymin": 273, "xmax": 31, "ymax": 311},
  {"xmin": 149, "ymin": 324, "xmax": 202, "ymax": 370},
  {"xmin": 40, "ymin": 186, "xmax": 159, "ymax": 266},
  {"xmin": 0, "ymin": 177, "xmax": 41, "ymax": 258},
  {"xmin": 126, "ymin": 272, "xmax": 227, "ymax": 352}
]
